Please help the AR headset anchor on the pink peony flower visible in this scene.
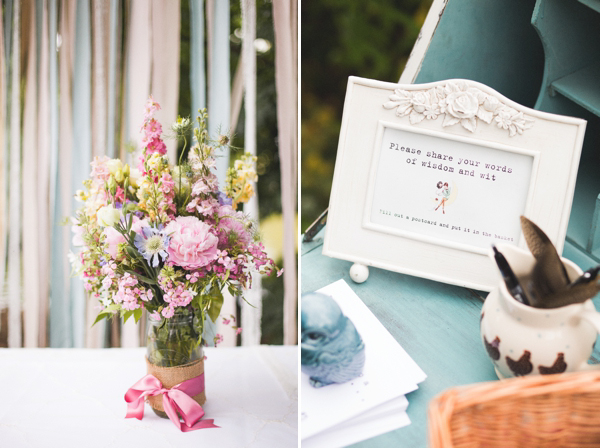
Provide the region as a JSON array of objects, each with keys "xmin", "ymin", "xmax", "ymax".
[
  {"xmin": 164, "ymin": 216, "xmax": 219, "ymax": 269},
  {"xmin": 217, "ymin": 205, "xmax": 252, "ymax": 248}
]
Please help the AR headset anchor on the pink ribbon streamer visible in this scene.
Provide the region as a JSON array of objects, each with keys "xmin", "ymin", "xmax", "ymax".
[{"xmin": 124, "ymin": 373, "xmax": 219, "ymax": 432}]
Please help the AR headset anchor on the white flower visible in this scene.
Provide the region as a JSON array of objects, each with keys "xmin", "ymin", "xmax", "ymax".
[
  {"xmin": 97, "ymin": 205, "xmax": 122, "ymax": 227},
  {"xmin": 172, "ymin": 166, "xmax": 191, "ymax": 193},
  {"xmin": 171, "ymin": 117, "xmax": 191, "ymax": 133},
  {"xmin": 128, "ymin": 168, "xmax": 142, "ymax": 187},
  {"xmin": 100, "ymin": 293, "xmax": 113, "ymax": 308},
  {"xmin": 146, "ymin": 153, "xmax": 166, "ymax": 172},
  {"xmin": 203, "ymin": 157, "xmax": 216, "ymax": 169},
  {"xmin": 106, "ymin": 158, "xmax": 123, "ymax": 176},
  {"xmin": 68, "ymin": 251, "xmax": 83, "ymax": 273}
]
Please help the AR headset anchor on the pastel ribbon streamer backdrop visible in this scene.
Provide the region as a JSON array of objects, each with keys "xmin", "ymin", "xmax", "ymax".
[{"xmin": 124, "ymin": 373, "xmax": 218, "ymax": 432}]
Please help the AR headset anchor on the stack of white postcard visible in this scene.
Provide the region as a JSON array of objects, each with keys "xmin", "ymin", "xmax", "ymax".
[{"xmin": 301, "ymin": 279, "xmax": 426, "ymax": 448}]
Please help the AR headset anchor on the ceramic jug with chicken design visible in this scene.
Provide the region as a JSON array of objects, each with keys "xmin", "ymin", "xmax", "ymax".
[{"xmin": 480, "ymin": 244, "xmax": 600, "ymax": 379}]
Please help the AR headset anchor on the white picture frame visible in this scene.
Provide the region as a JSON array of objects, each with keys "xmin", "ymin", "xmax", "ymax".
[{"xmin": 323, "ymin": 77, "xmax": 586, "ymax": 291}]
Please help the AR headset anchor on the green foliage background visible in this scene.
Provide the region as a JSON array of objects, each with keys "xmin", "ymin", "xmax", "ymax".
[{"xmin": 301, "ymin": 0, "xmax": 432, "ymax": 232}]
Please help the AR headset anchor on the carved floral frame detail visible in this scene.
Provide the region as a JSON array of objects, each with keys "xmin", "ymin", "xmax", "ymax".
[{"xmin": 383, "ymin": 81, "xmax": 534, "ymax": 137}]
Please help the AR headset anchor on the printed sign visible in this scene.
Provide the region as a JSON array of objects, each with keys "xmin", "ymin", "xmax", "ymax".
[{"xmin": 367, "ymin": 124, "xmax": 534, "ymax": 251}]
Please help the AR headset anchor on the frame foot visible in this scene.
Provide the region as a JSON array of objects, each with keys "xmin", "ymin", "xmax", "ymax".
[{"xmin": 350, "ymin": 263, "xmax": 369, "ymax": 283}]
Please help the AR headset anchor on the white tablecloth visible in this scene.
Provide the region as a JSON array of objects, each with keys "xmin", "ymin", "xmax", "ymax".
[{"xmin": 0, "ymin": 346, "xmax": 298, "ymax": 447}]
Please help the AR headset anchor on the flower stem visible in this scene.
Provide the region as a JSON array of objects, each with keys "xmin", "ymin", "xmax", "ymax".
[{"xmin": 178, "ymin": 134, "xmax": 187, "ymax": 202}]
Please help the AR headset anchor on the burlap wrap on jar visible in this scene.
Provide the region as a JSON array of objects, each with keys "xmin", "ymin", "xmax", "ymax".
[{"xmin": 145, "ymin": 356, "xmax": 206, "ymax": 412}]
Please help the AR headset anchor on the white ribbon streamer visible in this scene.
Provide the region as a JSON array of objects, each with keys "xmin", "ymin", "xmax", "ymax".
[{"xmin": 241, "ymin": 0, "xmax": 262, "ymax": 346}]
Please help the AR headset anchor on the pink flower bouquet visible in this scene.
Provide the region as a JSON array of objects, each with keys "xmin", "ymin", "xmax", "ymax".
[{"xmin": 70, "ymin": 98, "xmax": 278, "ymax": 358}]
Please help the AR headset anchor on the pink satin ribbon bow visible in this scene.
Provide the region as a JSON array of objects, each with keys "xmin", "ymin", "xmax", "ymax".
[{"xmin": 124, "ymin": 373, "xmax": 218, "ymax": 432}]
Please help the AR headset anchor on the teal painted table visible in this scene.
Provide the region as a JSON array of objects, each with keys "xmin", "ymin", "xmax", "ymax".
[
  {"xmin": 301, "ymin": 229, "xmax": 600, "ymax": 447},
  {"xmin": 302, "ymin": 1, "xmax": 600, "ymax": 445}
]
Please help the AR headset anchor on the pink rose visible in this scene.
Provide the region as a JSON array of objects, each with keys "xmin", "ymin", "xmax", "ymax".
[{"xmin": 164, "ymin": 216, "xmax": 219, "ymax": 269}]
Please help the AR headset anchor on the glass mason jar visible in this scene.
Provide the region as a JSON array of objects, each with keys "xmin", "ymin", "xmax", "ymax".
[
  {"xmin": 147, "ymin": 311, "xmax": 203, "ymax": 367},
  {"xmin": 146, "ymin": 311, "xmax": 204, "ymax": 418}
]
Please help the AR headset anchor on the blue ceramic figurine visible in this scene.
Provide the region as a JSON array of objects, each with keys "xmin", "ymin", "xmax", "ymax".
[{"xmin": 301, "ymin": 292, "xmax": 366, "ymax": 388}]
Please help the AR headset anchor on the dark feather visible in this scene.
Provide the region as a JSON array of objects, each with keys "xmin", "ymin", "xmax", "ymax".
[
  {"xmin": 521, "ymin": 216, "xmax": 553, "ymax": 259},
  {"xmin": 530, "ymin": 244, "xmax": 570, "ymax": 305},
  {"xmin": 521, "ymin": 216, "xmax": 569, "ymax": 284},
  {"xmin": 540, "ymin": 280, "xmax": 600, "ymax": 309}
]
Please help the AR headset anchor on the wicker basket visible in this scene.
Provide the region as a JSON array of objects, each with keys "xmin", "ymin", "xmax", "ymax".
[{"xmin": 428, "ymin": 370, "xmax": 600, "ymax": 447}]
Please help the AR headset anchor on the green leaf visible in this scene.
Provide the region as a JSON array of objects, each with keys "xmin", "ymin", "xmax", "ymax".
[
  {"xmin": 240, "ymin": 294, "xmax": 256, "ymax": 308},
  {"xmin": 123, "ymin": 310, "xmax": 134, "ymax": 323},
  {"xmin": 122, "ymin": 269, "xmax": 157, "ymax": 285},
  {"xmin": 206, "ymin": 287, "xmax": 224, "ymax": 322},
  {"xmin": 125, "ymin": 246, "xmax": 139, "ymax": 258},
  {"xmin": 192, "ymin": 294, "xmax": 202, "ymax": 311},
  {"xmin": 126, "ymin": 212, "xmax": 133, "ymax": 232},
  {"xmin": 93, "ymin": 312, "xmax": 110, "ymax": 327},
  {"xmin": 133, "ymin": 308, "xmax": 143, "ymax": 323},
  {"xmin": 135, "ymin": 273, "xmax": 158, "ymax": 285},
  {"xmin": 103, "ymin": 304, "xmax": 121, "ymax": 314}
]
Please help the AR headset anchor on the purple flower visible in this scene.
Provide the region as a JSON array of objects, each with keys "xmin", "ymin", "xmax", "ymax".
[
  {"xmin": 218, "ymin": 192, "xmax": 233, "ymax": 206},
  {"xmin": 134, "ymin": 225, "xmax": 170, "ymax": 267}
]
